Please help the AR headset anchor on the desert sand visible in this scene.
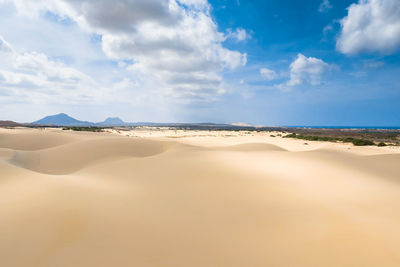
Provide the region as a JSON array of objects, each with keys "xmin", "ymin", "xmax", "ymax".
[{"xmin": 1, "ymin": 127, "xmax": 400, "ymax": 267}]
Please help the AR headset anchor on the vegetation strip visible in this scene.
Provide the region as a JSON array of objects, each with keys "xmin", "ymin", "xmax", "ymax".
[
  {"xmin": 62, "ymin": 127, "xmax": 104, "ymax": 132},
  {"xmin": 283, "ymin": 133, "xmax": 385, "ymax": 146}
]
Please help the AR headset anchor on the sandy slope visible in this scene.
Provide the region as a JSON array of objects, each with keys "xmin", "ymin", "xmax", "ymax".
[{"xmin": 1, "ymin": 128, "xmax": 400, "ymax": 267}]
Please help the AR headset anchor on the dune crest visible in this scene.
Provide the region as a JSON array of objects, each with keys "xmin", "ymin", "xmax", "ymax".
[
  {"xmin": 9, "ymin": 138, "xmax": 172, "ymax": 175},
  {"xmin": 0, "ymin": 129, "xmax": 82, "ymax": 151},
  {"xmin": 214, "ymin": 142, "xmax": 286, "ymax": 152}
]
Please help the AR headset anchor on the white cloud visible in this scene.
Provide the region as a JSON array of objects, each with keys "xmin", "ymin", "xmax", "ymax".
[
  {"xmin": 323, "ymin": 24, "xmax": 333, "ymax": 34},
  {"xmin": 318, "ymin": 0, "xmax": 332, "ymax": 12},
  {"xmin": 0, "ymin": 35, "xmax": 97, "ymax": 104},
  {"xmin": 4, "ymin": 0, "xmax": 247, "ymax": 101},
  {"xmin": 260, "ymin": 68, "xmax": 278, "ymax": 81},
  {"xmin": 362, "ymin": 59, "xmax": 385, "ymax": 69},
  {"xmin": 337, "ymin": 0, "xmax": 400, "ymax": 55},
  {"xmin": 321, "ymin": 24, "xmax": 334, "ymax": 41},
  {"xmin": 226, "ymin": 28, "xmax": 250, "ymax": 42},
  {"xmin": 0, "ymin": 35, "xmax": 13, "ymax": 53},
  {"xmin": 278, "ymin": 54, "xmax": 330, "ymax": 91}
]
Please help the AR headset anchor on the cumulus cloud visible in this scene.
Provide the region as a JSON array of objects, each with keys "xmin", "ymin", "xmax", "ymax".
[
  {"xmin": 260, "ymin": 68, "xmax": 278, "ymax": 81},
  {"xmin": 318, "ymin": 0, "xmax": 332, "ymax": 12},
  {"xmin": 226, "ymin": 28, "xmax": 250, "ymax": 42},
  {"xmin": 278, "ymin": 54, "xmax": 330, "ymax": 90},
  {"xmin": 337, "ymin": 0, "xmax": 400, "ymax": 55},
  {"xmin": 0, "ymin": 35, "xmax": 97, "ymax": 103},
  {"xmin": 4, "ymin": 0, "xmax": 247, "ymax": 101}
]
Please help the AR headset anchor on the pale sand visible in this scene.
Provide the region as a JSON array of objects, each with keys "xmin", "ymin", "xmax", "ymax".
[{"xmin": 1, "ymin": 127, "xmax": 400, "ymax": 267}]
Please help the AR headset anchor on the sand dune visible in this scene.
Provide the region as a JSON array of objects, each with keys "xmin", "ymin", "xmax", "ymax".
[
  {"xmin": 0, "ymin": 128, "xmax": 81, "ymax": 151},
  {"xmin": 10, "ymin": 138, "xmax": 172, "ymax": 175},
  {"xmin": 214, "ymin": 142, "xmax": 286, "ymax": 152},
  {"xmin": 1, "ymin": 128, "xmax": 400, "ymax": 266}
]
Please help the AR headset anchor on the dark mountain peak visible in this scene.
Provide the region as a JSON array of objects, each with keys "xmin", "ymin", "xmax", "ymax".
[
  {"xmin": 104, "ymin": 117, "xmax": 124, "ymax": 123},
  {"xmin": 51, "ymin": 113, "xmax": 75, "ymax": 120},
  {"xmin": 0, "ymin": 120, "xmax": 22, "ymax": 127},
  {"xmin": 98, "ymin": 117, "xmax": 126, "ymax": 126},
  {"xmin": 32, "ymin": 113, "xmax": 93, "ymax": 126}
]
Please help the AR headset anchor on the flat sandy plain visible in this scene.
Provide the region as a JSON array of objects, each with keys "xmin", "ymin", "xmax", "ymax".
[{"xmin": 1, "ymin": 127, "xmax": 400, "ymax": 267}]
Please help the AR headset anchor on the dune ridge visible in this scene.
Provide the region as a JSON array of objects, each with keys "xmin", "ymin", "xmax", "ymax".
[
  {"xmin": 9, "ymin": 138, "xmax": 173, "ymax": 175},
  {"xmin": 1, "ymin": 128, "xmax": 400, "ymax": 267},
  {"xmin": 213, "ymin": 142, "xmax": 287, "ymax": 152},
  {"xmin": 0, "ymin": 130, "xmax": 81, "ymax": 151}
]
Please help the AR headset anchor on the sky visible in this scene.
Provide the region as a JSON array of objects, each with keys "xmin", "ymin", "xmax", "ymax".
[{"xmin": 0, "ymin": 0, "xmax": 399, "ymax": 126}]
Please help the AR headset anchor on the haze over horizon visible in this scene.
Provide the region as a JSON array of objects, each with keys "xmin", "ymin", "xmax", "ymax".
[{"xmin": 1, "ymin": 0, "xmax": 400, "ymax": 126}]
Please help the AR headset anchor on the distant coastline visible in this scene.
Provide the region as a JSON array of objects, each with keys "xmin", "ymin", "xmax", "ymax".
[
  {"xmin": 2, "ymin": 113, "xmax": 400, "ymax": 131},
  {"xmin": 285, "ymin": 126, "xmax": 400, "ymax": 130}
]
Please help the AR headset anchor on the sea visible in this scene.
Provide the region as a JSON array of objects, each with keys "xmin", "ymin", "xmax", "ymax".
[{"xmin": 286, "ymin": 126, "xmax": 400, "ymax": 130}]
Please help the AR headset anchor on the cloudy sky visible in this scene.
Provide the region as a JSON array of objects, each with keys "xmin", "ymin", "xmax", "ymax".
[{"xmin": 0, "ymin": 0, "xmax": 399, "ymax": 125}]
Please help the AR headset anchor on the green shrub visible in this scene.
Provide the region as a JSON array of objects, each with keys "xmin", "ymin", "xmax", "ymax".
[
  {"xmin": 339, "ymin": 137, "xmax": 355, "ymax": 143},
  {"xmin": 63, "ymin": 127, "xmax": 103, "ymax": 132},
  {"xmin": 283, "ymin": 133, "xmax": 296, "ymax": 138},
  {"xmin": 283, "ymin": 133, "xmax": 378, "ymax": 146},
  {"xmin": 377, "ymin": 142, "xmax": 387, "ymax": 147},
  {"xmin": 352, "ymin": 139, "xmax": 374, "ymax": 146}
]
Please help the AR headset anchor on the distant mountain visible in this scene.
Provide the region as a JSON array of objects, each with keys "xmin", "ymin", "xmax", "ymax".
[
  {"xmin": 31, "ymin": 113, "xmax": 256, "ymax": 128},
  {"xmin": 0, "ymin": 120, "xmax": 23, "ymax": 127},
  {"xmin": 97, "ymin": 117, "xmax": 126, "ymax": 126},
  {"xmin": 32, "ymin": 113, "xmax": 94, "ymax": 126}
]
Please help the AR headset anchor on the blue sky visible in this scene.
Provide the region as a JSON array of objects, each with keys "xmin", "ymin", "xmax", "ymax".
[{"xmin": 0, "ymin": 0, "xmax": 399, "ymax": 126}]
